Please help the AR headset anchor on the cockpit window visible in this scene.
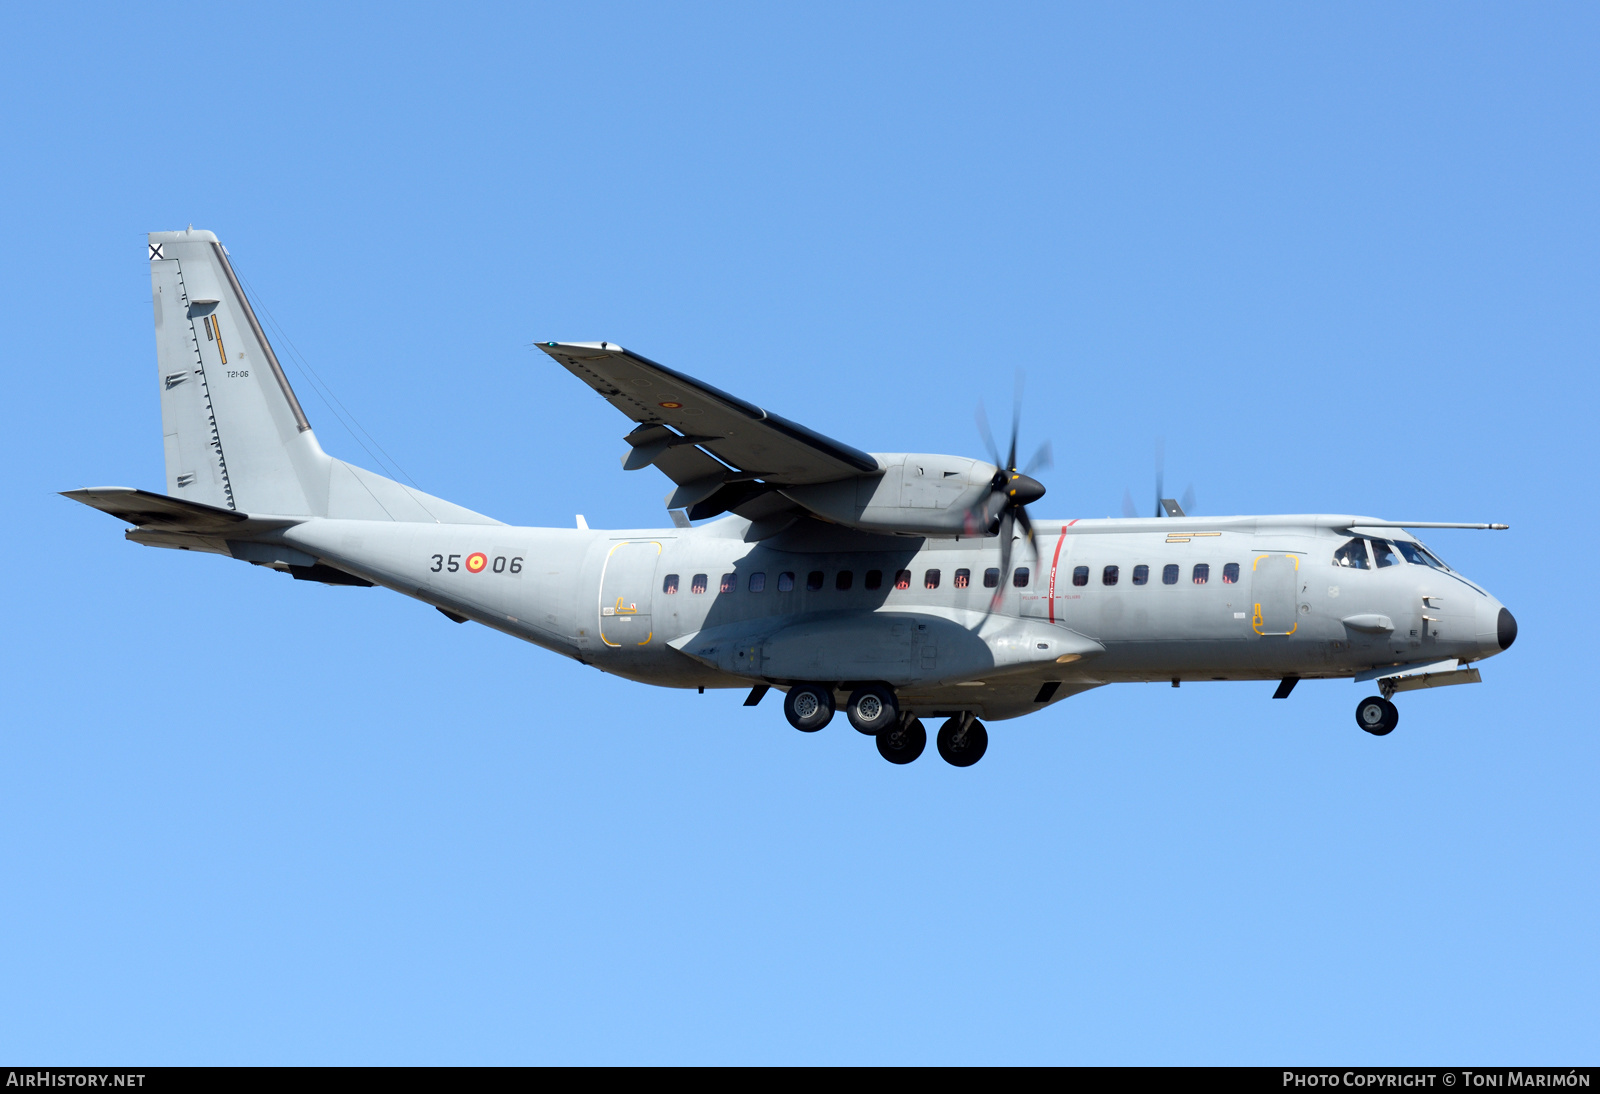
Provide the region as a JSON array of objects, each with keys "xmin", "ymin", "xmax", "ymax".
[
  {"xmin": 1395, "ymin": 540, "xmax": 1450, "ymax": 571},
  {"xmin": 1333, "ymin": 538, "xmax": 1370, "ymax": 570},
  {"xmin": 1369, "ymin": 539, "xmax": 1399, "ymax": 569}
]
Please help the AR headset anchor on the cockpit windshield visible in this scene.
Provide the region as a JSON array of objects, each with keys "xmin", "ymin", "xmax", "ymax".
[
  {"xmin": 1394, "ymin": 539, "xmax": 1450, "ymax": 571},
  {"xmin": 1332, "ymin": 538, "xmax": 1370, "ymax": 569},
  {"xmin": 1370, "ymin": 539, "xmax": 1399, "ymax": 568}
]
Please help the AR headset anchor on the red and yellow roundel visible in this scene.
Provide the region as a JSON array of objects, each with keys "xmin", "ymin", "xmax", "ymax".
[
  {"xmin": 658, "ymin": 401, "xmax": 683, "ymax": 409},
  {"xmin": 465, "ymin": 552, "xmax": 488, "ymax": 574}
]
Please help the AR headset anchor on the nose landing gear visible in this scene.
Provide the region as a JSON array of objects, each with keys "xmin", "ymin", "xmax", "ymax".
[{"xmin": 1355, "ymin": 695, "xmax": 1400, "ymax": 736}]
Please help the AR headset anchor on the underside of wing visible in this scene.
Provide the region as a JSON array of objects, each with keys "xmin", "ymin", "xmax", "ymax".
[{"xmin": 538, "ymin": 342, "xmax": 879, "ymax": 522}]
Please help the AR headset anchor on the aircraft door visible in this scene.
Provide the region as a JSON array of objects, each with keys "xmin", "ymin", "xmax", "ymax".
[
  {"xmin": 1250, "ymin": 553, "xmax": 1299, "ymax": 636},
  {"xmin": 599, "ymin": 540, "xmax": 661, "ymax": 647}
]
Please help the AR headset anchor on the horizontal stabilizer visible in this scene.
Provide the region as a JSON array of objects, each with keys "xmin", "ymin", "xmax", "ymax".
[{"xmin": 61, "ymin": 487, "xmax": 300, "ymax": 535}]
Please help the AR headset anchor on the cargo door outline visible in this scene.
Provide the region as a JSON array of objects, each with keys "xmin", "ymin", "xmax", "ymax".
[
  {"xmin": 599, "ymin": 540, "xmax": 661, "ymax": 647},
  {"xmin": 1251, "ymin": 553, "xmax": 1299, "ymax": 636}
]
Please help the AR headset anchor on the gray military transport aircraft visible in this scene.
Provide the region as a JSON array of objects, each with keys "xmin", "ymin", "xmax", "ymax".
[{"xmin": 66, "ymin": 229, "xmax": 1518, "ymax": 766}]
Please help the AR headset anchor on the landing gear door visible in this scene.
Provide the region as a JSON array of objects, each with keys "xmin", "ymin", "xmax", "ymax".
[
  {"xmin": 599, "ymin": 540, "xmax": 660, "ymax": 647},
  {"xmin": 1251, "ymin": 553, "xmax": 1299, "ymax": 636}
]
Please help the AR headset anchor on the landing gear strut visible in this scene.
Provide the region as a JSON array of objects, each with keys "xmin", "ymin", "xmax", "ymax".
[
  {"xmin": 936, "ymin": 714, "xmax": 989, "ymax": 767},
  {"xmin": 847, "ymin": 684, "xmax": 899, "ymax": 735},
  {"xmin": 1355, "ymin": 695, "xmax": 1399, "ymax": 736},
  {"xmin": 784, "ymin": 684, "xmax": 835, "ymax": 732},
  {"xmin": 876, "ymin": 716, "xmax": 927, "ymax": 764}
]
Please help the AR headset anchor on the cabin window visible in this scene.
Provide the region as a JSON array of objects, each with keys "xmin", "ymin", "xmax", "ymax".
[
  {"xmin": 748, "ymin": 572, "xmax": 766, "ymax": 593},
  {"xmin": 1102, "ymin": 565, "xmax": 1119, "ymax": 586},
  {"xmin": 1162, "ymin": 564, "xmax": 1179, "ymax": 585},
  {"xmin": 691, "ymin": 573, "xmax": 708, "ymax": 594},
  {"xmin": 1333, "ymin": 538, "xmax": 1370, "ymax": 570},
  {"xmin": 1012, "ymin": 566, "xmax": 1028, "ymax": 588},
  {"xmin": 806, "ymin": 571, "xmax": 824, "ymax": 591},
  {"xmin": 1222, "ymin": 563, "xmax": 1239, "ymax": 584},
  {"xmin": 954, "ymin": 569, "xmax": 971, "ymax": 589},
  {"xmin": 1072, "ymin": 566, "xmax": 1089, "ymax": 587},
  {"xmin": 983, "ymin": 567, "xmax": 1000, "ymax": 588},
  {"xmin": 894, "ymin": 569, "xmax": 912, "ymax": 590},
  {"xmin": 720, "ymin": 573, "xmax": 736, "ymax": 594},
  {"xmin": 836, "ymin": 570, "xmax": 854, "ymax": 591},
  {"xmin": 662, "ymin": 574, "xmax": 679, "ymax": 594},
  {"xmin": 865, "ymin": 570, "xmax": 883, "ymax": 590},
  {"xmin": 925, "ymin": 569, "xmax": 941, "ymax": 589},
  {"xmin": 777, "ymin": 572, "xmax": 795, "ymax": 592},
  {"xmin": 1371, "ymin": 539, "xmax": 1400, "ymax": 568},
  {"xmin": 1192, "ymin": 563, "xmax": 1210, "ymax": 584},
  {"xmin": 1132, "ymin": 564, "xmax": 1149, "ymax": 586}
]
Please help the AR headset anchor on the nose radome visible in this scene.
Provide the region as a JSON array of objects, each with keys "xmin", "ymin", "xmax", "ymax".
[{"xmin": 1497, "ymin": 607, "xmax": 1517, "ymax": 650}]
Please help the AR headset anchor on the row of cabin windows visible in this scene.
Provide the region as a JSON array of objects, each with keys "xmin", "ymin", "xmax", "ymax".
[
  {"xmin": 1070, "ymin": 562, "xmax": 1242, "ymax": 587},
  {"xmin": 662, "ymin": 566, "xmax": 1033, "ymax": 595}
]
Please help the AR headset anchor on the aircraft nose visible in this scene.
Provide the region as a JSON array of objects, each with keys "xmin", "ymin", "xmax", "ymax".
[
  {"xmin": 1497, "ymin": 607, "xmax": 1517, "ymax": 650},
  {"xmin": 1475, "ymin": 597, "xmax": 1517, "ymax": 658},
  {"xmin": 1008, "ymin": 473, "xmax": 1045, "ymax": 506}
]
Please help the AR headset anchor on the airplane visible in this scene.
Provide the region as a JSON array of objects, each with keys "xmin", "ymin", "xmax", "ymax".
[{"xmin": 65, "ymin": 228, "xmax": 1518, "ymax": 767}]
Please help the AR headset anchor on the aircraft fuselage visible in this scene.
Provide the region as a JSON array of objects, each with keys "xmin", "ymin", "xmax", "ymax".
[{"xmin": 277, "ymin": 512, "xmax": 1512, "ymax": 721}]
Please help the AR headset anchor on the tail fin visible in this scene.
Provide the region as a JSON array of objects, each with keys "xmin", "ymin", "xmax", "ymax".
[{"xmin": 147, "ymin": 229, "xmax": 496, "ymax": 525}]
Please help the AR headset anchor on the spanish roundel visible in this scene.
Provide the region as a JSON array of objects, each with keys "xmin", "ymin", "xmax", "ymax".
[{"xmin": 466, "ymin": 552, "xmax": 488, "ymax": 574}]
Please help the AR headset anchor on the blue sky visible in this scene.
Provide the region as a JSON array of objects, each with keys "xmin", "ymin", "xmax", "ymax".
[{"xmin": 2, "ymin": 2, "xmax": 1595, "ymax": 1064}]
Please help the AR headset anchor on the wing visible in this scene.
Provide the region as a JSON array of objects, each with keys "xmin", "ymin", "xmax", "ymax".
[{"xmin": 538, "ymin": 342, "xmax": 879, "ymax": 521}]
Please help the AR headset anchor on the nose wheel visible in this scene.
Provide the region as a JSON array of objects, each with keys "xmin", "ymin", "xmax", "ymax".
[{"xmin": 1355, "ymin": 695, "xmax": 1399, "ymax": 736}]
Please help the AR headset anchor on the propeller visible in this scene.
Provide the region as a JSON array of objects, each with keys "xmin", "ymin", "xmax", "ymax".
[
  {"xmin": 967, "ymin": 375, "xmax": 1051, "ymax": 609},
  {"xmin": 1123, "ymin": 440, "xmax": 1197, "ymax": 518}
]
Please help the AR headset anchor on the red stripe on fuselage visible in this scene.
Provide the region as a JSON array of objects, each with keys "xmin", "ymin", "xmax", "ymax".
[{"xmin": 1048, "ymin": 522, "xmax": 1075, "ymax": 623}]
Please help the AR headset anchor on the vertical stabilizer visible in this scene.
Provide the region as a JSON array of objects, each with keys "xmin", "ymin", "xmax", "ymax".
[
  {"xmin": 149, "ymin": 229, "xmax": 327, "ymax": 514},
  {"xmin": 146, "ymin": 229, "xmax": 498, "ymax": 525}
]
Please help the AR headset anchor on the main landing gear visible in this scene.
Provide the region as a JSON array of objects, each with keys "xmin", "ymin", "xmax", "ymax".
[
  {"xmin": 1355, "ymin": 695, "xmax": 1400, "ymax": 736},
  {"xmin": 784, "ymin": 684, "xmax": 835, "ymax": 732},
  {"xmin": 876, "ymin": 716, "xmax": 927, "ymax": 764},
  {"xmin": 846, "ymin": 684, "xmax": 898, "ymax": 735},
  {"xmin": 779, "ymin": 682, "xmax": 989, "ymax": 767},
  {"xmin": 936, "ymin": 714, "xmax": 989, "ymax": 767}
]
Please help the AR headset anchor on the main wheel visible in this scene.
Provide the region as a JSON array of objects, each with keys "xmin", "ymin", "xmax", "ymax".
[
  {"xmin": 1355, "ymin": 695, "xmax": 1399, "ymax": 736},
  {"xmin": 784, "ymin": 684, "xmax": 835, "ymax": 732},
  {"xmin": 876, "ymin": 717, "xmax": 927, "ymax": 764},
  {"xmin": 847, "ymin": 684, "xmax": 899, "ymax": 735},
  {"xmin": 936, "ymin": 716, "xmax": 989, "ymax": 767}
]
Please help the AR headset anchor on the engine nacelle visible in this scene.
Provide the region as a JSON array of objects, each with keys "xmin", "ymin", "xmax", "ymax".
[{"xmin": 779, "ymin": 453, "xmax": 999, "ymax": 537}]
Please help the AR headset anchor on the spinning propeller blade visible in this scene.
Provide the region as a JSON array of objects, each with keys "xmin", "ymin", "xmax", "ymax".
[{"xmin": 968, "ymin": 376, "xmax": 1049, "ymax": 612}]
